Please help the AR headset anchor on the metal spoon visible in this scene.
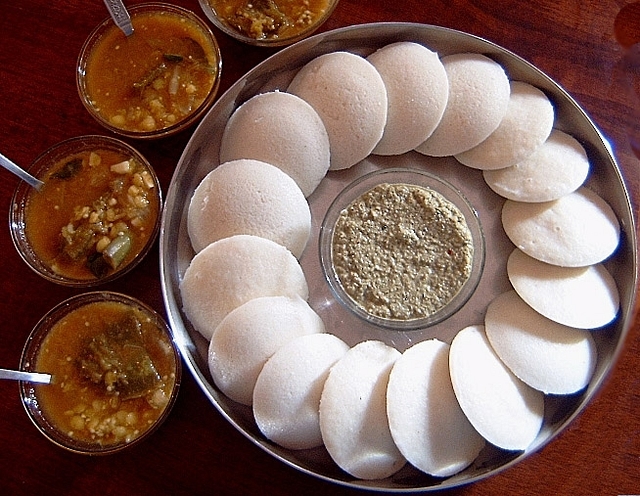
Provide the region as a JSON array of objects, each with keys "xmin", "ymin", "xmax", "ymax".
[
  {"xmin": 0, "ymin": 152, "xmax": 44, "ymax": 191},
  {"xmin": 103, "ymin": 0, "xmax": 134, "ymax": 37},
  {"xmin": 0, "ymin": 368, "xmax": 51, "ymax": 384}
]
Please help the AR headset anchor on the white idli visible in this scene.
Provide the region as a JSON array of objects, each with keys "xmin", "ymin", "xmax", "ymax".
[
  {"xmin": 449, "ymin": 325, "xmax": 544, "ymax": 451},
  {"xmin": 366, "ymin": 42, "xmax": 449, "ymax": 155},
  {"xmin": 180, "ymin": 235, "xmax": 309, "ymax": 340},
  {"xmin": 287, "ymin": 51, "xmax": 388, "ymax": 170},
  {"xmin": 208, "ymin": 295, "xmax": 325, "ymax": 406},
  {"xmin": 187, "ymin": 159, "xmax": 311, "ymax": 258},
  {"xmin": 253, "ymin": 333, "xmax": 349, "ymax": 450},
  {"xmin": 507, "ymin": 248, "xmax": 620, "ymax": 329},
  {"xmin": 483, "ymin": 129, "xmax": 590, "ymax": 202},
  {"xmin": 502, "ymin": 187, "xmax": 620, "ymax": 267},
  {"xmin": 485, "ymin": 291, "xmax": 597, "ymax": 394},
  {"xmin": 415, "ymin": 53, "xmax": 510, "ymax": 157},
  {"xmin": 455, "ymin": 81, "xmax": 554, "ymax": 170},
  {"xmin": 386, "ymin": 339, "xmax": 485, "ymax": 477},
  {"xmin": 319, "ymin": 340, "xmax": 405, "ymax": 480},
  {"xmin": 219, "ymin": 91, "xmax": 330, "ymax": 197}
]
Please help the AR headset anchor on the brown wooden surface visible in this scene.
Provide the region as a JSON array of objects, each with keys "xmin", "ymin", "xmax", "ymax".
[{"xmin": 0, "ymin": 1, "xmax": 639, "ymax": 494}]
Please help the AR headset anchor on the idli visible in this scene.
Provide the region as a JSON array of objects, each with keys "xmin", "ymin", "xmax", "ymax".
[
  {"xmin": 366, "ymin": 42, "xmax": 449, "ymax": 155},
  {"xmin": 502, "ymin": 187, "xmax": 620, "ymax": 267},
  {"xmin": 449, "ymin": 325, "xmax": 544, "ymax": 451},
  {"xmin": 187, "ymin": 159, "xmax": 311, "ymax": 258},
  {"xmin": 319, "ymin": 340, "xmax": 405, "ymax": 480},
  {"xmin": 253, "ymin": 333, "xmax": 349, "ymax": 450},
  {"xmin": 485, "ymin": 291, "xmax": 597, "ymax": 394},
  {"xmin": 208, "ymin": 296, "xmax": 325, "ymax": 406},
  {"xmin": 455, "ymin": 81, "xmax": 554, "ymax": 170},
  {"xmin": 483, "ymin": 129, "xmax": 590, "ymax": 202},
  {"xmin": 507, "ymin": 248, "xmax": 620, "ymax": 329},
  {"xmin": 180, "ymin": 235, "xmax": 309, "ymax": 340},
  {"xmin": 386, "ymin": 339, "xmax": 485, "ymax": 477},
  {"xmin": 219, "ymin": 91, "xmax": 330, "ymax": 197},
  {"xmin": 415, "ymin": 53, "xmax": 510, "ymax": 157},
  {"xmin": 287, "ymin": 51, "xmax": 388, "ymax": 170}
]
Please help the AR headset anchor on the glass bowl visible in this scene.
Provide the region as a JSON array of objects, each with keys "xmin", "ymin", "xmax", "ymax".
[
  {"xmin": 10, "ymin": 135, "xmax": 162, "ymax": 287},
  {"xmin": 319, "ymin": 168, "xmax": 485, "ymax": 331},
  {"xmin": 77, "ymin": 2, "xmax": 222, "ymax": 139},
  {"xmin": 198, "ymin": 0, "xmax": 340, "ymax": 47},
  {"xmin": 19, "ymin": 291, "xmax": 182, "ymax": 455}
]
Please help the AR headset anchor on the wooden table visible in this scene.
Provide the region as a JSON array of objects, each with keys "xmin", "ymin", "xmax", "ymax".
[{"xmin": 0, "ymin": 0, "xmax": 638, "ymax": 494}]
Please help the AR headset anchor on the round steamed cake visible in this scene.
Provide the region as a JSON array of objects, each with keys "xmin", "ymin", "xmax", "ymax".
[
  {"xmin": 218, "ymin": 91, "xmax": 330, "ymax": 197},
  {"xmin": 366, "ymin": 41, "xmax": 449, "ymax": 155},
  {"xmin": 386, "ymin": 339, "xmax": 485, "ymax": 477},
  {"xmin": 287, "ymin": 51, "xmax": 388, "ymax": 170},
  {"xmin": 415, "ymin": 53, "xmax": 510, "ymax": 157},
  {"xmin": 187, "ymin": 159, "xmax": 311, "ymax": 258},
  {"xmin": 449, "ymin": 325, "xmax": 544, "ymax": 451},
  {"xmin": 252, "ymin": 333, "xmax": 349, "ymax": 450},
  {"xmin": 180, "ymin": 234, "xmax": 309, "ymax": 340},
  {"xmin": 507, "ymin": 248, "xmax": 620, "ymax": 329},
  {"xmin": 485, "ymin": 291, "xmax": 597, "ymax": 395},
  {"xmin": 208, "ymin": 295, "xmax": 325, "ymax": 406},
  {"xmin": 483, "ymin": 129, "xmax": 590, "ymax": 202},
  {"xmin": 502, "ymin": 187, "xmax": 620, "ymax": 267},
  {"xmin": 319, "ymin": 340, "xmax": 405, "ymax": 480},
  {"xmin": 455, "ymin": 81, "xmax": 555, "ymax": 170}
]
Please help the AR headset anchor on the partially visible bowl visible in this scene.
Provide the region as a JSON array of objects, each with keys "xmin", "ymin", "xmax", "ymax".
[
  {"xmin": 198, "ymin": 0, "xmax": 339, "ymax": 47},
  {"xmin": 77, "ymin": 2, "xmax": 222, "ymax": 139},
  {"xmin": 10, "ymin": 135, "xmax": 162, "ymax": 287},
  {"xmin": 19, "ymin": 291, "xmax": 181, "ymax": 455}
]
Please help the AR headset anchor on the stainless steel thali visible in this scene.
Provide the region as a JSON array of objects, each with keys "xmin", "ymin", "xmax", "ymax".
[{"xmin": 159, "ymin": 23, "xmax": 637, "ymax": 492}]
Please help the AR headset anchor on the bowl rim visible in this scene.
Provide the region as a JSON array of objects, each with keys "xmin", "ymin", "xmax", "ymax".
[
  {"xmin": 18, "ymin": 290, "xmax": 182, "ymax": 455},
  {"xmin": 9, "ymin": 134, "xmax": 163, "ymax": 287},
  {"xmin": 76, "ymin": 2, "xmax": 222, "ymax": 139}
]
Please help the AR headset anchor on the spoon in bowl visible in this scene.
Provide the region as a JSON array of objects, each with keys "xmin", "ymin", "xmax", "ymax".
[
  {"xmin": 0, "ymin": 152, "xmax": 44, "ymax": 191},
  {"xmin": 0, "ymin": 368, "xmax": 51, "ymax": 384},
  {"xmin": 103, "ymin": 0, "xmax": 134, "ymax": 37}
]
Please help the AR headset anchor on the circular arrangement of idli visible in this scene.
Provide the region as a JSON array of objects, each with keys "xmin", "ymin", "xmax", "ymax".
[
  {"xmin": 454, "ymin": 81, "xmax": 555, "ymax": 170},
  {"xmin": 180, "ymin": 234, "xmax": 309, "ymax": 340},
  {"xmin": 502, "ymin": 186, "xmax": 620, "ymax": 267},
  {"xmin": 485, "ymin": 290, "xmax": 597, "ymax": 394},
  {"xmin": 208, "ymin": 295, "xmax": 325, "ymax": 406},
  {"xmin": 483, "ymin": 129, "xmax": 590, "ymax": 202},
  {"xmin": 415, "ymin": 53, "xmax": 510, "ymax": 157},
  {"xmin": 287, "ymin": 51, "xmax": 388, "ymax": 170},
  {"xmin": 366, "ymin": 41, "xmax": 448, "ymax": 155},
  {"xmin": 187, "ymin": 159, "xmax": 311, "ymax": 258},
  {"xmin": 219, "ymin": 91, "xmax": 330, "ymax": 197},
  {"xmin": 176, "ymin": 38, "xmax": 625, "ymax": 484}
]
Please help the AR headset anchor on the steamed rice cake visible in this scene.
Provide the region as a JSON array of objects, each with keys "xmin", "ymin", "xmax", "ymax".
[
  {"xmin": 386, "ymin": 339, "xmax": 485, "ymax": 477},
  {"xmin": 507, "ymin": 248, "xmax": 619, "ymax": 329},
  {"xmin": 415, "ymin": 53, "xmax": 510, "ymax": 157},
  {"xmin": 502, "ymin": 187, "xmax": 620, "ymax": 267},
  {"xmin": 219, "ymin": 91, "xmax": 330, "ymax": 197},
  {"xmin": 287, "ymin": 51, "xmax": 388, "ymax": 170},
  {"xmin": 455, "ymin": 81, "xmax": 554, "ymax": 170},
  {"xmin": 366, "ymin": 42, "xmax": 449, "ymax": 155},
  {"xmin": 483, "ymin": 129, "xmax": 590, "ymax": 202},
  {"xmin": 187, "ymin": 159, "xmax": 311, "ymax": 258},
  {"xmin": 253, "ymin": 333, "xmax": 349, "ymax": 450},
  {"xmin": 449, "ymin": 325, "xmax": 544, "ymax": 451},
  {"xmin": 485, "ymin": 291, "xmax": 597, "ymax": 394},
  {"xmin": 319, "ymin": 340, "xmax": 405, "ymax": 480},
  {"xmin": 180, "ymin": 235, "xmax": 309, "ymax": 340},
  {"xmin": 208, "ymin": 295, "xmax": 324, "ymax": 406}
]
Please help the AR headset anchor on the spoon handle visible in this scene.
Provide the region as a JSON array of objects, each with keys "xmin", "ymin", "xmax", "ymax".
[
  {"xmin": 0, "ymin": 368, "xmax": 52, "ymax": 384},
  {"xmin": 103, "ymin": 0, "xmax": 134, "ymax": 36},
  {"xmin": 0, "ymin": 152, "xmax": 44, "ymax": 190}
]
